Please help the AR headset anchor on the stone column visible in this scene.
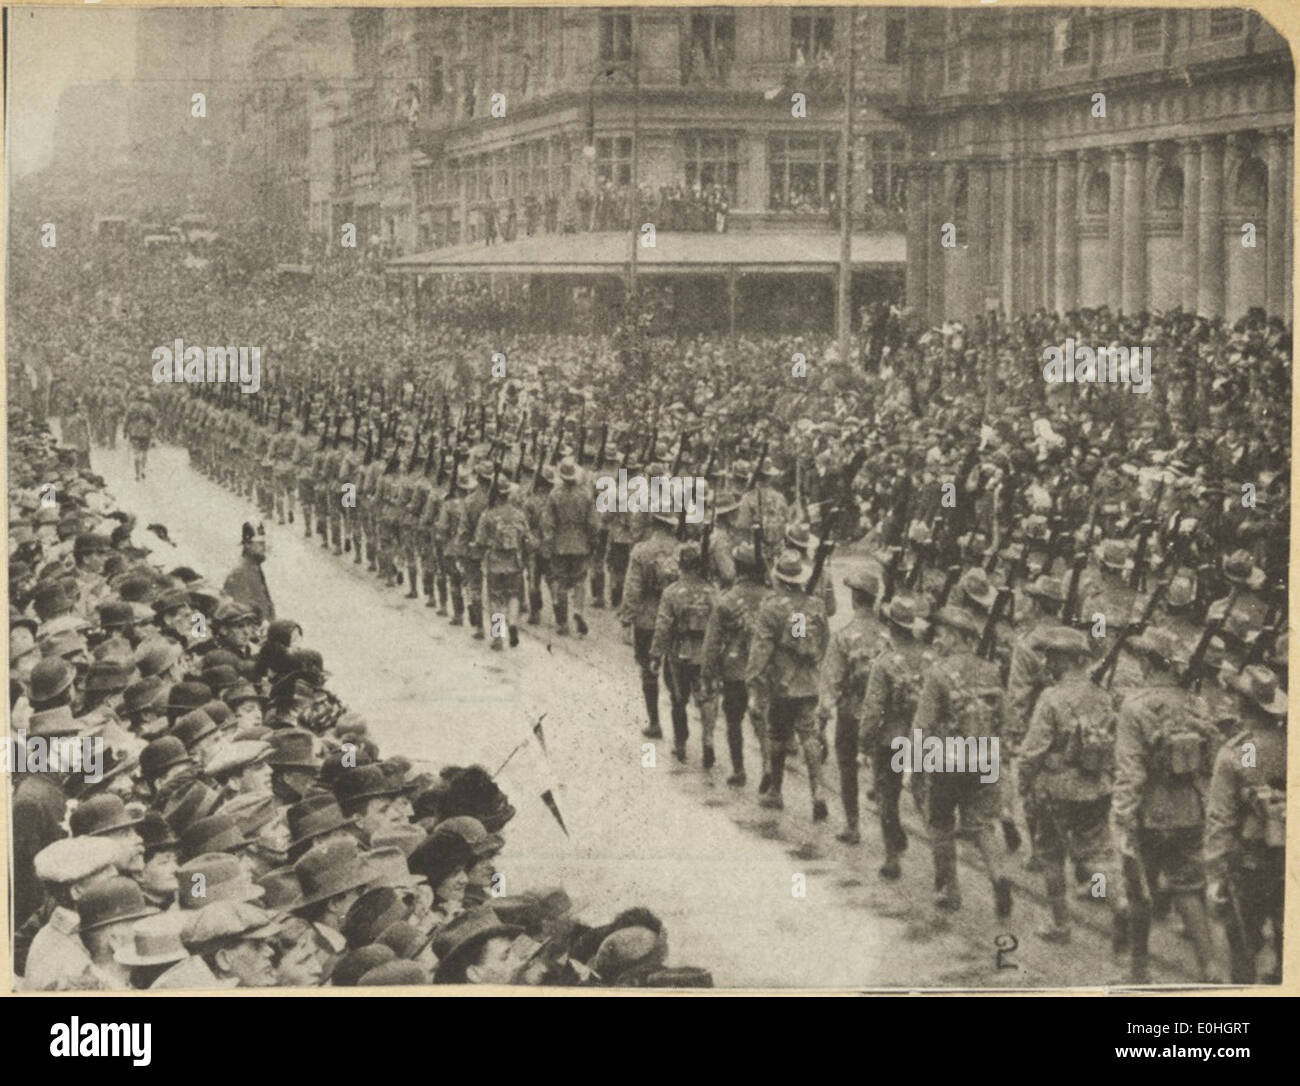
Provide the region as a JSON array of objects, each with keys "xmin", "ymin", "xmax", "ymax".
[
  {"xmin": 1286, "ymin": 133, "xmax": 1294, "ymax": 322},
  {"xmin": 1040, "ymin": 157, "xmax": 1056, "ymax": 313},
  {"xmin": 1121, "ymin": 145, "xmax": 1147, "ymax": 314},
  {"xmin": 1054, "ymin": 151, "xmax": 1078, "ymax": 314},
  {"xmin": 1196, "ymin": 135, "xmax": 1225, "ymax": 318},
  {"xmin": 1265, "ymin": 129, "xmax": 1286, "ymax": 318},
  {"xmin": 1181, "ymin": 139, "xmax": 1201, "ymax": 313},
  {"xmin": 1107, "ymin": 147, "xmax": 1125, "ymax": 312},
  {"xmin": 1002, "ymin": 159, "xmax": 1016, "ymax": 315},
  {"xmin": 927, "ymin": 164, "xmax": 947, "ymax": 324},
  {"xmin": 969, "ymin": 162, "xmax": 990, "ymax": 318},
  {"xmin": 906, "ymin": 162, "xmax": 929, "ymax": 317}
]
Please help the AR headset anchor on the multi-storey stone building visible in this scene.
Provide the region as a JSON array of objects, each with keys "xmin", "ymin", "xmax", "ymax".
[{"xmin": 899, "ymin": 7, "xmax": 1293, "ymax": 324}]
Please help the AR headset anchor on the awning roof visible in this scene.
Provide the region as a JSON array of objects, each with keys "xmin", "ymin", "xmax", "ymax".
[{"xmin": 387, "ymin": 230, "xmax": 905, "ymax": 276}]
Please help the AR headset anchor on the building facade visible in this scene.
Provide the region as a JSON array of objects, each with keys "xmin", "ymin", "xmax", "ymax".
[
  {"xmin": 899, "ymin": 7, "xmax": 1294, "ymax": 324},
  {"xmin": 329, "ymin": 6, "xmax": 909, "ymax": 256}
]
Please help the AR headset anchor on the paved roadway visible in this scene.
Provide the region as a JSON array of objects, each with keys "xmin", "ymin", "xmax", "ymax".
[{"xmin": 87, "ymin": 439, "xmax": 1204, "ymax": 990}]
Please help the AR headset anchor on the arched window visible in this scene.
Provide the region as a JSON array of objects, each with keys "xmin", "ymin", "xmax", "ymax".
[
  {"xmin": 1154, "ymin": 164, "xmax": 1184, "ymax": 211},
  {"xmin": 1084, "ymin": 168, "xmax": 1110, "ymax": 214},
  {"xmin": 1232, "ymin": 156, "xmax": 1267, "ymax": 211}
]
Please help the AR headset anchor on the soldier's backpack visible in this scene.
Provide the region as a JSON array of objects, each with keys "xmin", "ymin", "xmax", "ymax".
[
  {"xmin": 1150, "ymin": 699, "xmax": 1207, "ymax": 778},
  {"xmin": 1250, "ymin": 782, "xmax": 1287, "ymax": 849},
  {"xmin": 1063, "ymin": 697, "xmax": 1118, "ymax": 775},
  {"xmin": 645, "ymin": 546, "xmax": 680, "ymax": 601},
  {"xmin": 946, "ymin": 659, "xmax": 1003, "ymax": 740},
  {"xmin": 673, "ymin": 592, "xmax": 715, "ymax": 660},
  {"xmin": 777, "ymin": 600, "xmax": 828, "ymax": 660},
  {"xmin": 486, "ymin": 510, "xmax": 525, "ymax": 554}
]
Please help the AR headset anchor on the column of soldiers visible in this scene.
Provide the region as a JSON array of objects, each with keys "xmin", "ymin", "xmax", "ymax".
[{"xmin": 165, "ymin": 383, "xmax": 1285, "ymax": 984}]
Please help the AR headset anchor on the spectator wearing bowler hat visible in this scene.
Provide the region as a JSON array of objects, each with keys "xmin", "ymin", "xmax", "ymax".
[{"xmin": 77, "ymin": 876, "xmax": 159, "ymax": 990}]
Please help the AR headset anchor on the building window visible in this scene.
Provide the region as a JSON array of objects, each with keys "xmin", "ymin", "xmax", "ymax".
[
  {"xmin": 944, "ymin": 46, "xmax": 968, "ymax": 87},
  {"xmin": 683, "ymin": 132, "xmax": 739, "ymax": 193},
  {"xmin": 790, "ymin": 8, "xmax": 835, "ymax": 65},
  {"xmin": 424, "ymin": 51, "xmax": 444, "ymax": 105},
  {"xmin": 1209, "ymin": 11, "xmax": 1246, "ymax": 38},
  {"xmin": 1084, "ymin": 169, "xmax": 1109, "ymax": 215},
  {"xmin": 688, "ymin": 11, "xmax": 735, "ymax": 77},
  {"xmin": 600, "ymin": 11, "xmax": 633, "ymax": 62},
  {"xmin": 768, "ymin": 133, "xmax": 839, "ymax": 212},
  {"xmin": 884, "ymin": 17, "xmax": 906, "ymax": 65},
  {"xmin": 1154, "ymin": 165, "xmax": 1184, "ymax": 212},
  {"xmin": 596, "ymin": 136, "xmax": 632, "ymax": 186},
  {"xmin": 869, "ymin": 136, "xmax": 906, "ymax": 207},
  {"xmin": 1061, "ymin": 18, "xmax": 1090, "ymax": 66},
  {"xmin": 1131, "ymin": 14, "xmax": 1163, "ymax": 54}
]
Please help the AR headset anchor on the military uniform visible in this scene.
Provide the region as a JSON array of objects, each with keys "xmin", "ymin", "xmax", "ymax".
[
  {"xmin": 1018, "ymin": 648, "xmax": 1120, "ymax": 940},
  {"xmin": 700, "ymin": 553, "xmax": 767, "ymax": 785},
  {"xmin": 457, "ymin": 473, "xmax": 490, "ymax": 637},
  {"xmin": 523, "ymin": 473, "xmax": 553, "ymax": 623},
  {"xmin": 737, "ymin": 482, "xmax": 789, "ymax": 559},
  {"xmin": 1112, "ymin": 645, "xmax": 1222, "ymax": 982},
  {"xmin": 859, "ymin": 614, "xmax": 930, "ymax": 876},
  {"xmin": 542, "ymin": 466, "xmax": 601, "ymax": 634},
  {"xmin": 437, "ymin": 488, "xmax": 468, "ymax": 625},
  {"xmin": 412, "ymin": 468, "xmax": 441, "ymax": 608},
  {"xmin": 912, "ymin": 606, "xmax": 1013, "ymax": 913},
  {"xmin": 744, "ymin": 553, "xmax": 829, "ymax": 818},
  {"xmin": 621, "ymin": 521, "xmax": 680, "ymax": 738},
  {"xmin": 818, "ymin": 573, "xmax": 887, "ymax": 839},
  {"xmin": 1204, "ymin": 668, "xmax": 1286, "ymax": 983},
  {"xmin": 472, "ymin": 485, "xmax": 531, "ymax": 649},
  {"xmin": 295, "ymin": 433, "xmax": 318, "ymax": 539},
  {"xmin": 649, "ymin": 548, "xmax": 719, "ymax": 762}
]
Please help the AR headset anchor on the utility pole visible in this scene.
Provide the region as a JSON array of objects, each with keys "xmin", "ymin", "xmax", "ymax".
[{"xmin": 836, "ymin": 10, "xmax": 855, "ymax": 367}]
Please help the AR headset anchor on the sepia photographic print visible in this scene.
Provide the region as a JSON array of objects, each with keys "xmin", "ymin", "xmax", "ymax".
[{"xmin": 3, "ymin": 0, "xmax": 1295, "ymax": 1009}]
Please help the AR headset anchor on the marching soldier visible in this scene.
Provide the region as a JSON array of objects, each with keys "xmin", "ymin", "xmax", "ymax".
[
  {"xmin": 542, "ymin": 458, "xmax": 601, "ymax": 636},
  {"xmin": 396, "ymin": 441, "xmax": 425, "ymax": 597},
  {"xmin": 912, "ymin": 606, "xmax": 1013, "ymax": 918},
  {"xmin": 376, "ymin": 443, "xmax": 406, "ymax": 588},
  {"xmin": 859, "ymin": 594, "xmax": 931, "ymax": 879},
  {"xmin": 473, "ymin": 478, "xmax": 532, "ymax": 651},
  {"xmin": 414, "ymin": 445, "xmax": 442, "ymax": 609},
  {"xmin": 523, "ymin": 462, "xmax": 555, "ymax": 624},
  {"xmin": 701, "ymin": 542, "xmax": 768, "ymax": 788},
  {"xmin": 1111, "ymin": 627, "xmax": 1223, "ymax": 983},
  {"xmin": 745, "ymin": 549, "xmax": 830, "ymax": 821},
  {"xmin": 817, "ymin": 565, "xmax": 886, "ymax": 844},
  {"xmin": 437, "ymin": 465, "xmax": 474, "ymax": 626},
  {"xmin": 604, "ymin": 454, "xmax": 647, "ymax": 608},
  {"xmin": 621, "ymin": 512, "xmax": 681, "ymax": 740},
  {"xmin": 320, "ymin": 422, "xmax": 346, "ymax": 557},
  {"xmin": 295, "ymin": 425, "xmax": 318, "ymax": 542},
  {"xmin": 736, "ymin": 459, "xmax": 788, "ymax": 559},
  {"xmin": 1017, "ymin": 628, "xmax": 1121, "ymax": 945},
  {"xmin": 649, "ymin": 542, "xmax": 720, "ymax": 765},
  {"xmin": 457, "ymin": 459, "xmax": 494, "ymax": 639},
  {"xmin": 272, "ymin": 422, "xmax": 298, "ymax": 527},
  {"xmin": 337, "ymin": 419, "xmax": 364, "ymax": 562},
  {"xmin": 1205, "ymin": 665, "xmax": 1286, "ymax": 984}
]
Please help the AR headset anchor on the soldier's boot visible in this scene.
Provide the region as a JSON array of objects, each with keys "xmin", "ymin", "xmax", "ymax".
[
  {"xmin": 700, "ymin": 704, "xmax": 717, "ymax": 770},
  {"xmin": 436, "ymin": 575, "xmax": 449, "ymax": 615},
  {"xmin": 553, "ymin": 598, "xmax": 570, "ymax": 636},
  {"xmin": 351, "ymin": 534, "xmax": 362, "ymax": 563},
  {"xmin": 879, "ymin": 848, "xmax": 903, "ymax": 881},
  {"xmin": 332, "ymin": 531, "xmax": 343, "ymax": 558},
  {"xmin": 590, "ymin": 567, "xmax": 605, "ymax": 609},
  {"xmin": 302, "ymin": 509, "xmax": 313, "ymax": 538},
  {"xmin": 527, "ymin": 587, "xmax": 542, "ymax": 625},
  {"xmin": 669, "ymin": 699, "xmax": 689, "ymax": 762},
  {"xmin": 1036, "ymin": 868, "xmax": 1072, "ymax": 943},
  {"xmin": 468, "ymin": 603, "xmax": 485, "ymax": 640},
  {"xmin": 405, "ymin": 564, "xmax": 420, "ymax": 599},
  {"xmin": 610, "ymin": 579, "xmax": 624, "ymax": 610},
  {"xmin": 490, "ymin": 634, "xmax": 504, "ymax": 651},
  {"xmin": 1171, "ymin": 893, "xmax": 1223, "ymax": 983},
  {"xmin": 798, "ymin": 734, "xmax": 828, "ymax": 822},
  {"xmin": 367, "ymin": 540, "xmax": 377, "ymax": 572},
  {"xmin": 423, "ymin": 572, "xmax": 437, "ymax": 606},
  {"xmin": 508, "ymin": 625, "xmax": 519, "ymax": 648},
  {"xmin": 1127, "ymin": 908, "xmax": 1153, "ymax": 984},
  {"xmin": 725, "ymin": 728, "xmax": 745, "ymax": 786},
  {"xmin": 758, "ymin": 744, "xmax": 785, "ymax": 810},
  {"xmin": 640, "ymin": 680, "xmax": 663, "ymax": 739},
  {"xmin": 1111, "ymin": 908, "xmax": 1130, "ymax": 955},
  {"xmin": 450, "ymin": 591, "xmax": 465, "ymax": 626},
  {"xmin": 836, "ymin": 821, "xmax": 860, "ymax": 846},
  {"xmin": 933, "ymin": 846, "xmax": 962, "ymax": 911},
  {"xmin": 573, "ymin": 613, "xmax": 588, "ymax": 637}
]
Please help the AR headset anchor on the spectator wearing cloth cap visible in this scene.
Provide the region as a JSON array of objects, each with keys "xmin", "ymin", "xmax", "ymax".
[{"xmin": 19, "ymin": 837, "xmax": 121, "ymax": 990}]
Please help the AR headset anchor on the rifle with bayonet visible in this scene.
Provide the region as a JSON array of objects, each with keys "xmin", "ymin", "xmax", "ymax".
[
  {"xmin": 1181, "ymin": 587, "xmax": 1239, "ymax": 690},
  {"xmin": 977, "ymin": 586, "xmax": 1012, "ymax": 662},
  {"xmin": 1091, "ymin": 580, "xmax": 1169, "ymax": 688}
]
